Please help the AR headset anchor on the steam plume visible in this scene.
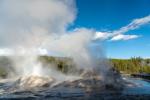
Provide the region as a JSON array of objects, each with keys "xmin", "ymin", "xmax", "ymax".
[{"xmin": 0, "ymin": 0, "xmax": 110, "ymax": 82}]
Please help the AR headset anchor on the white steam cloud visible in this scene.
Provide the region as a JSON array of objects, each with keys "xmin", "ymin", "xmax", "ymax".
[
  {"xmin": 0, "ymin": 0, "xmax": 107, "ymax": 80},
  {"xmin": 0, "ymin": 0, "xmax": 76, "ymax": 47}
]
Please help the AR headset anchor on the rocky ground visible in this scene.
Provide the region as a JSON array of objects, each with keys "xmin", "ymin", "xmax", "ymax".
[{"xmin": 0, "ymin": 69, "xmax": 149, "ymax": 100}]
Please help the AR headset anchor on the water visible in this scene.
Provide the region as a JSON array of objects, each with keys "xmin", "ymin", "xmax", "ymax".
[
  {"xmin": 0, "ymin": 77, "xmax": 150, "ymax": 100},
  {"xmin": 123, "ymin": 77, "xmax": 150, "ymax": 95}
]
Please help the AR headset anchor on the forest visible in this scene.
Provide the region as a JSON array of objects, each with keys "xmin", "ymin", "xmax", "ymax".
[{"xmin": 110, "ymin": 57, "xmax": 150, "ymax": 74}]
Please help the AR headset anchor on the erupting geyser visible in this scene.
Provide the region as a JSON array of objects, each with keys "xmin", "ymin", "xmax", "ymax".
[{"xmin": 0, "ymin": 0, "xmax": 123, "ymax": 91}]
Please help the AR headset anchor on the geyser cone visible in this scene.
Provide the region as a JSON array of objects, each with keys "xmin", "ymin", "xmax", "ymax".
[{"xmin": 17, "ymin": 75, "xmax": 55, "ymax": 89}]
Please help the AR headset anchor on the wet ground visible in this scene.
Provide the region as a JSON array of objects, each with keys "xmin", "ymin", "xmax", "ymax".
[{"xmin": 0, "ymin": 77, "xmax": 150, "ymax": 100}]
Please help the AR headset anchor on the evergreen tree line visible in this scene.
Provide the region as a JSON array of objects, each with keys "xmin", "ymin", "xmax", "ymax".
[{"xmin": 110, "ymin": 57, "xmax": 150, "ymax": 74}]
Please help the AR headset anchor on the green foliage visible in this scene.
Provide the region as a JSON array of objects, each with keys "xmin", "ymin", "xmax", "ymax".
[
  {"xmin": 38, "ymin": 56, "xmax": 76, "ymax": 73},
  {"xmin": 0, "ymin": 56, "xmax": 13, "ymax": 78},
  {"xmin": 110, "ymin": 57, "xmax": 150, "ymax": 74},
  {"xmin": 0, "ymin": 67, "xmax": 7, "ymax": 78}
]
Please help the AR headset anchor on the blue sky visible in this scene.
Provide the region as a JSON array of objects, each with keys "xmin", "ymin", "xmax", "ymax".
[{"xmin": 72, "ymin": 0, "xmax": 150, "ymax": 58}]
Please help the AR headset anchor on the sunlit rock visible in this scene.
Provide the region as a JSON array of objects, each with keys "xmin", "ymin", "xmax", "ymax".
[{"xmin": 17, "ymin": 75, "xmax": 55, "ymax": 89}]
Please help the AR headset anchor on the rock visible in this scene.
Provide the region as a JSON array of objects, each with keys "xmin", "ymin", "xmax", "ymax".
[{"xmin": 17, "ymin": 75, "xmax": 55, "ymax": 89}]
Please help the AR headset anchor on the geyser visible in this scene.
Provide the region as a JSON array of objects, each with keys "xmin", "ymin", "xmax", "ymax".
[{"xmin": 0, "ymin": 0, "xmax": 122, "ymax": 90}]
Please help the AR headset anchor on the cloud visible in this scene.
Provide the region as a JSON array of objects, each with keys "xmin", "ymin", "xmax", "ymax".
[
  {"xmin": 110, "ymin": 34, "xmax": 140, "ymax": 41},
  {"xmin": 93, "ymin": 32, "xmax": 112, "ymax": 40},
  {"xmin": 95, "ymin": 15, "xmax": 150, "ymax": 41},
  {"xmin": 115, "ymin": 15, "xmax": 150, "ymax": 34}
]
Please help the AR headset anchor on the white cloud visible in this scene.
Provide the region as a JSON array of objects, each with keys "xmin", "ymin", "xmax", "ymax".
[
  {"xmin": 93, "ymin": 32, "xmax": 112, "ymax": 40},
  {"xmin": 94, "ymin": 15, "xmax": 150, "ymax": 41},
  {"xmin": 110, "ymin": 34, "xmax": 140, "ymax": 41},
  {"xmin": 114, "ymin": 15, "xmax": 150, "ymax": 34},
  {"xmin": 94, "ymin": 31, "xmax": 139, "ymax": 41}
]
